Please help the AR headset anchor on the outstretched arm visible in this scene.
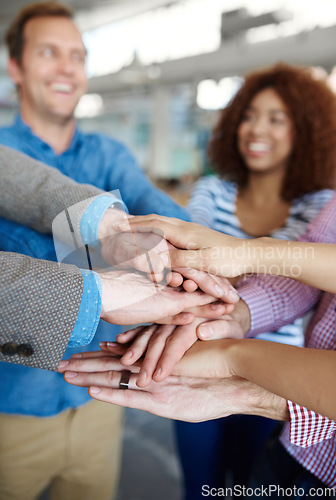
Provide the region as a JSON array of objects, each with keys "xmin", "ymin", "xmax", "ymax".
[
  {"xmin": 121, "ymin": 215, "xmax": 336, "ymax": 293},
  {"xmin": 59, "ymin": 348, "xmax": 288, "ymax": 423},
  {"xmin": 59, "ymin": 331, "xmax": 336, "ymax": 422},
  {"xmin": 0, "ymin": 145, "xmax": 103, "ymax": 232},
  {"xmin": 173, "ymin": 336, "xmax": 336, "ymax": 422}
]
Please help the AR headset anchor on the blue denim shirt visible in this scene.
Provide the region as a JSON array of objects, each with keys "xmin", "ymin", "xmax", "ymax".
[{"xmin": 0, "ymin": 115, "xmax": 189, "ymax": 416}]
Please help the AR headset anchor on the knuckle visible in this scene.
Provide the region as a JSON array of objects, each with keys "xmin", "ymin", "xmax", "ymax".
[{"xmin": 107, "ymin": 370, "xmax": 118, "ymax": 385}]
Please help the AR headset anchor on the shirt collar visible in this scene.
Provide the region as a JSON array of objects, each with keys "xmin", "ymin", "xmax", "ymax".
[{"xmin": 14, "ymin": 114, "xmax": 84, "ymax": 154}]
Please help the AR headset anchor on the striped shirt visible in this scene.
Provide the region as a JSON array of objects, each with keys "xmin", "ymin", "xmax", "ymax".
[
  {"xmin": 239, "ymin": 193, "xmax": 336, "ymax": 488},
  {"xmin": 188, "ymin": 176, "xmax": 334, "ymax": 345}
]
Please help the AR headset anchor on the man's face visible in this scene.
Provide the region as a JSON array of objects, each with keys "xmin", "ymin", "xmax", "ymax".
[{"xmin": 10, "ymin": 16, "xmax": 88, "ymax": 123}]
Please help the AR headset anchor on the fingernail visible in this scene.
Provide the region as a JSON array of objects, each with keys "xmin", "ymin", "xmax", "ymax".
[
  {"xmin": 71, "ymin": 353, "xmax": 82, "ymax": 358},
  {"xmin": 214, "ymin": 284, "xmax": 224, "ymax": 296},
  {"xmin": 198, "ymin": 325, "xmax": 214, "ymax": 339},
  {"xmin": 183, "ymin": 312, "xmax": 192, "ymax": 319},
  {"xmin": 90, "ymin": 386, "xmax": 101, "ymax": 394},
  {"xmin": 64, "ymin": 371, "xmax": 77, "ymax": 378},
  {"xmin": 229, "ymin": 290, "xmax": 239, "ymax": 299},
  {"xmin": 211, "ymin": 302, "xmax": 221, "ymax": 309},
  {"xmin": 122, "ymin": 351, "xmax": 133, "ymax": 360},
  {"xmin": 153, "ymin": 367, "xmax": 161, "ymax": 379},
  {"xmin": 137, "ymin": 370, "xmax": 147, "ymax": 383},
  {"xmin": 58, "ymin": 360, "xmax": 69, "ymax": 368},
  {"xmin": 106, "ymin": 342, "xmax": 118, "ymax": 347}
]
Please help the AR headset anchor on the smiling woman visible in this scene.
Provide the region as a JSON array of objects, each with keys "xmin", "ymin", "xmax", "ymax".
[{"xmin": 176, "ymin": 62, "xmax": 336, "ymax": 500}]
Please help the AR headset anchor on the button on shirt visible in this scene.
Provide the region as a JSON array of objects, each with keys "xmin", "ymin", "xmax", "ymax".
[
  {"xmin": 0, "ymin": 115, "xmax": 189, "ymax": 416},
  {"xmin": 239, "ymin": 193, "xmax": 336, "ymax": 488}
]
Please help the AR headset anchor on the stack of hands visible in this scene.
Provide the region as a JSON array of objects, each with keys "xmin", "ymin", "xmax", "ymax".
[{"xmin": 58, "ymin": 213, "xmax": 283, "ymax": 422}]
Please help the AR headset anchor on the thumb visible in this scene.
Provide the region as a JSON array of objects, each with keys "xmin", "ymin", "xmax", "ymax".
[{"xmin": 196, "ymin": 318, "xmax": 243, "ymax": 341}]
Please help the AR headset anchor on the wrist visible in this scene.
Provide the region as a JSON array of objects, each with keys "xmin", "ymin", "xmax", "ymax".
[
  {"xmin": 230, "ymin": 299, "xmax": 251, "ymax": 336},
  {"xmin": 244, "ymin": 237, "xmax": 270, "ymax": 274},
  {"xmin": 99, "ymin": 272, "xmax": 114, "ymax": 322},
  {"xmin": 216, "ymin": 236, "xmax": 271, "ymax": 277},
  {"xmin": 98, "ymin": 207, "xmax": 128, "ymax": 242},
  {"xmin": 249, "ymin": 237, "xmax": 294, "ymax": 277},
  {"xmin": 238, "ymin": 379, "xmax": 289, "ymax": 420},
  {"xmin": 221, "ymin": 339, "xmax": 243, "ymax": 378}
]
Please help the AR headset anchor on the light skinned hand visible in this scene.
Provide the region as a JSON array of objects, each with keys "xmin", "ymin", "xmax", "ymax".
[
  {"xmin": 99, "ymin": 209, "xmax": 167, "ymax": 280},
  {"xmin": 99, "ymin": 211, "xmax": 237, "ymax": 297},
  {"xmin": 100, "ymin": 303, "xmax": 236, "ymax": 386},
  {"xmin": 168, "ymin": 268, "xmax": 240, "ymax": 299},
  {"xmin": 57, "ymin": 350, "xmax": 246, "ymax": 421},
  {"xmin": 100, "ymin": 318, "xmax": 204, "ymax": 387},
  {"xmin": 117, "ymin": 215, "xmax": 244, "ymax": 277},
  {"xmin": 133, "ymin": 300, "xmax": 235, "ymax": 326},
  {"xmin": 99, "ymin": 270, "xmax": 220, "ymax": 325},
  {"xmin": 100, "ymin": 291, "xmax": 241, "ymax": 386},
  {"xmin": 196, "ymin": 299, "xmax": 251, "ymax": 341},
  {"xmin": 62, "ymin": 364, "xmax": 254, "ymax": 422},
  {"xmin": 58, "ymin": 349, "xmax": 286, "ymax": 422},
  {"xmin": 59, "ymin": 338, "xmax": 237, "ymax": 383}
]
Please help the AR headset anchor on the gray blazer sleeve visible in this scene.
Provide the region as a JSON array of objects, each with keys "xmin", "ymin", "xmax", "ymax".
[
  {"xmin": 0, "ymin": 144, "xmax": 103, "ymax": 232},
  {"xmin": 0, "ymin": 145, "xmax": 105, "ymax": 370},
  {"xmin": 1, "ymin": 252, "xmax": 84, "ymax": 370}
]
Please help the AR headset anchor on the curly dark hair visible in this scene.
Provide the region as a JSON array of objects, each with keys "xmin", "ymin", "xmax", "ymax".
[
  {"xmin": 5, "ymin": 1, "xmax": 74, "ymax": 65},
  {"xmin": 207, "ymin": 63, "xmax": 336, "ymax": 201}
]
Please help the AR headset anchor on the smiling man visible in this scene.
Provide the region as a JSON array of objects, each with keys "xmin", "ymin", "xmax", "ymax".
[
  {"xmin": 0, "ymin": 2, "xmax": 191, "ymax": 500},
  {"xmin": 6, "ymin": 6, "xmax": 87, "ymax": 154}
]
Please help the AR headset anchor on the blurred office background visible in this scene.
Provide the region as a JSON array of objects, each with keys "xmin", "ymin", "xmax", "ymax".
[
  {"xmin": 0, "ymin": 1, "xmax": 335, "ymax": 498},
  {"xmin": 1, "ymin": 0, "xmax": 336, "ymax": 203}
]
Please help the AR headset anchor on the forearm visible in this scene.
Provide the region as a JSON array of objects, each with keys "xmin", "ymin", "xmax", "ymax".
[
  {"xmin": 125, "ymin": 214, "xmax": 336, "ymax": 292},
  {"xmin": 239, "ymin": 237, "xmax": 336, "ymax": 293},
  {"xmin": 227, "ymin": 339, "xmax": 336, "ymax": 420}
]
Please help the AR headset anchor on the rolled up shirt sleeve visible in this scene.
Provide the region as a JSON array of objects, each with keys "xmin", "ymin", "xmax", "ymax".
[
  {"xmin": 80, "ymin": 193, "xmax": 127, "ymax": 248},
  {"xmin": 67, "ymin": 269, "xmax": 102, "ymax": 347}
]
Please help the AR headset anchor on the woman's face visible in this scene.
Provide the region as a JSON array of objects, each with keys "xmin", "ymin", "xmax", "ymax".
[{"xmin": 237, "ymin": 88, "xmax": 294, "ymax": 175}]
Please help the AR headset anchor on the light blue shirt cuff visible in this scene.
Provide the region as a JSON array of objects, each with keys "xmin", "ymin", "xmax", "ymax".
[
  {"xmin": 80, "ymin": 194, "xmax": 127, "ymax": 247},
  {"xmin": 68, "ymin": 270, "xmax": 102, "ymax": 347}
]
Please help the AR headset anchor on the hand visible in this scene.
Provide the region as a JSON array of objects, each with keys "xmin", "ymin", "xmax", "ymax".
[
  {"xmin": 117, "ymin": 215, "xmax": 246, "ymax": 277},
  {"xmin": 98, "ymin": 209, "xmax": 167, "ymax": 279},
  {"xmin": 101, "ymin": 294, "xmax": 237, "ymax": 385},
  {"xmin": 196, "ymin": 300, "xmax": 251, "ymax": 340},
  {"xmin": 59, "ymin": 352, "xmax": 288, "ymax": 422},
  {"xmin": 99, "ymin": 211, "xmax": 240, "ymax": 297},
  {"xmin": 98, "ymin": 269, "xmax": 220, "ymax": 325},
  {"xmin": 101, "ymin": 318, "xmax": 205, "ymax": 386},
  {"xmin": 127, "ymin": 299, "xmax": 235, "ymax": 327},
  {"xmin": 169, "ymin": 268, "xmax": 240, "ymax": 300},
  {"xmin": 173, "ymin": 339, "xmax": 236, "ymax": 379},
  {"xmin": 94, "ymin": 336, "xmax": 238, "ymax": 380}
]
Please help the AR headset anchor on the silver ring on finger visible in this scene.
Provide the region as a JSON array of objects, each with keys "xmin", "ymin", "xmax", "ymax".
[{"xmin": 119, "ymin": 370, "xmax": 132, "ymax": 390}]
